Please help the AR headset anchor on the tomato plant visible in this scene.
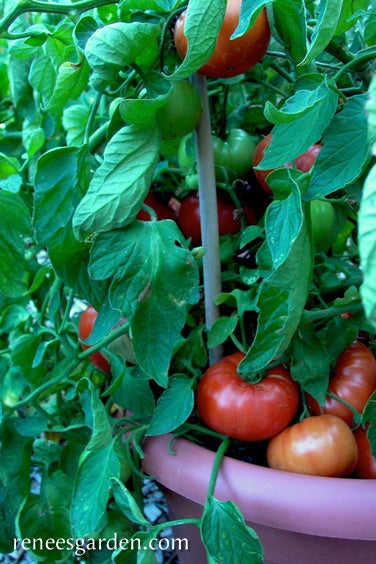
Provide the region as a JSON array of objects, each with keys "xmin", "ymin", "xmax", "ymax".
[
  {"xmin": 177, "ymin": 192, "xmax": 256, "ymax": 246},
  {"xmin": 353, "ymin": 427, "xmax": 376, "ymax": 479},
  {"xmin": 174, "ymin": 0, "xmax": 271, "ymax": 78},
  {"xmin": 78, "ymin": 305, "xmax": 111, "ymax": 373},
  {"xmin": 1, "ymin": 0, "xmax": 376, "ymax": 560},
  {"xmin": 267, "ymin": 415, "xmax": 358, "ymax": 477},
  {"xmin": 308, "ymin": 341, "xmax": 376, "ymax": 426},
  {"xmin": 156, "ymin": 80, "xmax": 202, "ymax": 139},
  {"xmin": 137, "ymin": 192, "xmax": 176, "ymax": 221},
  {"xmin": 196, "ymin": 352, "xmax": 299, "ymax": 441}
]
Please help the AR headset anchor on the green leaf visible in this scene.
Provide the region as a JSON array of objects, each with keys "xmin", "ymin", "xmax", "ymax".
[
  {"xmin": 201, "ymin": 497, "xmax": 263, "ymax": 563},
  {"xmin": 118, "ymin": 72, "xmax": 170, "ymax": 129},
  {"xmin": 89, "ymin": 221, "xmax": 199, "ymax": 386},
  {"xmin": 85, "ymin": 22, "xmax": 160, "ymax": 90},
  {"xmin": 239, "ymin": 202, "xmax": 313, "ymax": 374},
  {"xmin": 239, "ymin": 225, "xmax": 263, "ymax": 248},
  {"xmin": 259, "ymin": 78, "xmax": 338, "ymax": 169},
  {"xmin": 77, "ymin": 378, "xmax": 113, "ymax": 450},
  {"xmin": 300, "ymin": 0, "xmax": 344, "ymax": 65},
  {"xmin": 264, "ymin": 87, "xmax": 325, "ymax": 125},
  {"xmin": 272, "ymin": 0, "xmax": 307, "ymax": 63},
  {"xmin": 335, "ymin": 0, "xmax": 369, "ymax": 34},
  {"xmin": 111, "ymin": 478, "xmax": 149, "ymax": 525},
  {"xmin": 171, "ymin": 0, "xmax": 227, "ymax": 80},
  {"xmin": 34, "ymin": 146, "xmax": 107, "ymax": 306},
  {"xmin": 146, "ymin": 375, "xmax": 194, "ymax": 435},
  {"xmin": 72, "ymin": 125, "xmax": 160, "ymax": 239},
  {"xmin": 22, "ymin": 122, "xmax": 45, "ymax": 159},
  {"xmin": 208, "ymin": 316, "xmax": 238, "ymax": 348},
  {"xmin": 265, "ymin": 178, "xmax": 303, "ymax": 268},
  {"xmin": 10, "ymin": 333, "xmax": 46, "ymax": 388},
  {"xmin": 362, "ymin": 392, "xmax": 376, "ymax": 457},
  {"xmin": 62, "ymin": 103, "xmax": 91, "ymax": 146},
  {"xmin": 17, "ymin": 471, "xmax": 73, "ymax": 560},
  {"xmin": 306, "ymin": 94, "xmax": 370, "ymax": 199},
  {"xmin": 110, "ymin": 363, "xmax": 155, "ymax": 422},
  {"xmin": 0, "ymin": 482, "xmax": 15, "ymax": 553},
  {"xmin": 74, "ymin": 16, "xmax": 99, "ymax": 52},
  {"xmin": 29, "ymin": 51, "xmax": 57, "ymax": 107},
  {"xmin": 359, "ymin": 163, "xmax": 376, "ymax": 330},
  {"xmin": 71, "ymin": 439, "xmax": 120, "ymax": 538},
  {"xmin": 289, "ymin": 323, "xmax": 330, "ymax": 403},
  {"xmin": 367, "ymin": 75, "xmax": 376, "ymax": 155},
  {"xmin": 0, "ymin": 191, "xmax": 31, "ymax": 298},
  {"xmin": 232, "ymin": 0, "xmax": 269, "ymax": 38},
  {"xmin": 0, "ymin": 419, "xmax": 33, "ymax": 519},
  {"xmin": 44, "ymin": 57, "xmax": 91, "ymax": 121}
]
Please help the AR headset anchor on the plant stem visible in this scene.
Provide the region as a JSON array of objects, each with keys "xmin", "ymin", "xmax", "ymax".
[
  {"xmin": 301, "ymin": 301, "xmax": 364, "ymax": 323},
  {"xmin": 206, "ymin": 436, "xmax": 231, "ymax": 499},
  {"xmin": 0, "ymin": 0, "xmax": 115, "ymax": 35},
  {"xmin": 88, "ymin": 121, "xmax": 108, "ymax": 153},
  {"xmin": 78, "ymin": 320, "xmax": 130, "ymax": 359},
  {"xmin": 191, "ymin": 73, "xmax": 222, "ymax": 365},
  {"xmin": 334, "ymin": 47, "xmax": 376, "ymax": 82}
]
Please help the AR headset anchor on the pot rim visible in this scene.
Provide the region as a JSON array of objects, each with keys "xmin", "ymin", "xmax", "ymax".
[{"xmin": 142, "ymin": 433, "xmax": 376, "ymax": 541}]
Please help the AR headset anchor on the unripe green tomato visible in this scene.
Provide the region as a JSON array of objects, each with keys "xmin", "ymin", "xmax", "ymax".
[
  {"xmin": 310, "ymin": 199, "xmax": 335, "ymax": 252},
  {"xmin": 212, "ymin": 128, "xmax": 256, "ymax": 181},
  {"xmin": 156, "ymin": 80, "xmax": 202, "ymax": 140}
]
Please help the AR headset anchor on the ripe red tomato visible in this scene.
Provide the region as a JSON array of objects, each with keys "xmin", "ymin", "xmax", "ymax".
[
  {"xmin": 137, "ymin": 192, "xmax": 176, "ymax": 221},
  {"xmin": 295, "ymin": 143, "xmax": 322, "ymax": 172},
  {"xmin": 252, "ymin": 134, "xmax": 322, "ymax": 194},
  {"xmin": 177, "ymin": 192, "xmax": 256, "ymax": 246},
  {"xmin": 252, "ymin": 134, "xmax": 292, "ymax": 194},
  {"xmin": 196, "ymin": 352, "xmax": 299, "ymax": 441},
  {"xmin": 353, "ymin": 427, "xmax": 376, "ymax": 479},
  {"xmin": 78, "ymin": 305, "xmax": 111, "ymax": 373},
  {"xmin": 267, "ymin": 414, "xmax": 358, "ymax": 477},
  {"xmin": 308, "ymin": 341, "xmax": 376, "ymax": 426},
  {"xmin": 174, "ymin": 0, "xmax": 271, "ymax": 78}
]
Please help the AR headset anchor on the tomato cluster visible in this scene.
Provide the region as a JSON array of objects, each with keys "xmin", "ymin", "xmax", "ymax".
[{"xmin": 196, "ymin": 342, "xmax": 376, "ymax": 478}]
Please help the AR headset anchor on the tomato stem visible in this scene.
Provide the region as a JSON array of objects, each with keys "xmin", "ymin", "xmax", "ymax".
[
  {"xmin": 206, "ymin": 436, "xmax": 231, "ymax": 499},
  {"xmin": 301, "ymin": 301, "xmax": 363, "ymax": 323}
]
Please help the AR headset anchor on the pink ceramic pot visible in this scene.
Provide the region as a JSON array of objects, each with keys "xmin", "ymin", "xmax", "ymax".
[{"xmin": 143, "ymin": 434, "xmax": 376, "ymax": 564}]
